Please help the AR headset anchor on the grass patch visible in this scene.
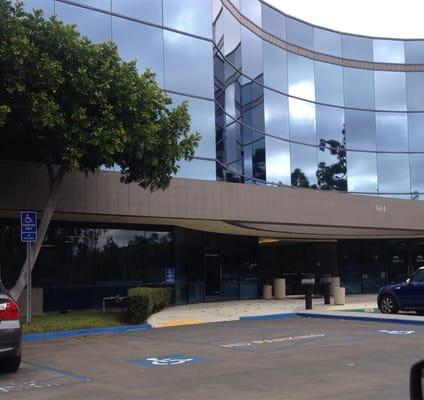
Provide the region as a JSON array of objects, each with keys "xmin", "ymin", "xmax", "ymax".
[{"xmin": 22, "ymin": 311, "xmax": 129, "ymax": 334}]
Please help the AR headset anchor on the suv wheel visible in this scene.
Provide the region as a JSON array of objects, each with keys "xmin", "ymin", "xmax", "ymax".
[{"xmin": 379, "ymin": 294, "xmax": 399, "ymax": 314}]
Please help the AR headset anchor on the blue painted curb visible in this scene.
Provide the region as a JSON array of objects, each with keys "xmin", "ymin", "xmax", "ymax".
[
  {"xmin": 240, "ymin": 312, "xmax": 297, "ymax": 321},
  {"xmin": 241, "ymin": 311, "xmax": 424, "ymax": 326},
  {"xmin": 23, "ymin": 323, "xmax": 151, "ymax": 342},
  {"xmin": 296, "ymin": 312, "xmax": 424, "ymax": 326}
]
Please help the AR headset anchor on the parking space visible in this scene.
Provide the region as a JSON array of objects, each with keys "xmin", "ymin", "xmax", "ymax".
[{"xmin": 0, "ymin": 318, "xmax": 423, "ymax": 399}]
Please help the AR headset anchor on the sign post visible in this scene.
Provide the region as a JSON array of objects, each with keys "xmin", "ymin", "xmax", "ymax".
[{"xmin": 20, "ymin": 211, "xmax": 37, "ymax": 324}]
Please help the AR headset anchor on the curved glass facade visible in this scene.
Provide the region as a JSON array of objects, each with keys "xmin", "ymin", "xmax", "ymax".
[
  {"xmin": 24, "ymin": 0, "xmax": 424, "ymax": 199},
  {"xmin": 214, "ymin": 0, "xmax": 424, "ymax": 199},
  {"xmin": 24, "ymin": 0, "xmax": 217, "ymax": 180}
]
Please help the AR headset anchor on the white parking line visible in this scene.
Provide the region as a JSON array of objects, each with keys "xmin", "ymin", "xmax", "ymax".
[{"xmin": 220, "ymin": 334, "xmax": 326, "ymax": 348}]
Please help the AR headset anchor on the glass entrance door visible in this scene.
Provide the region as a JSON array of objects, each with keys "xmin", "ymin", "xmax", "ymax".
[
  {"xmin": 204, "ymin": 254, "xmax": 221, "ymax": 300},
  {"xmin": 387, "ymin": 240, "xmax": 410, "ymax": 284}
]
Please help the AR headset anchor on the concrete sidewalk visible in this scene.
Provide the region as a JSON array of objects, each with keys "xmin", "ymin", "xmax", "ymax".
[{"xmin": 148, "ymin": 294, "xmax": 379, "ymax": 328}]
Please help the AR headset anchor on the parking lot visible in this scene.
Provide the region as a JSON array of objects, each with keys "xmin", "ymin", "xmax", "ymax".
[{"xmin": 0, "ymin": 317, "xmax": 422, "ymax": 399}]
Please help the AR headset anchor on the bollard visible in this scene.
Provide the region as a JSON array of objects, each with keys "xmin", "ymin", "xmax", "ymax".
[
  {"xmin": 330, "ymin": 276, "xmax": 340, "ymax": 296},
  {"xmin": 274, "ymin": 278, "xmax": 286, "ymax": 299},
  {"xmin": 301, "ymin": 273, "xmax": 315, "ymax": 310},
  {"xmin": 334, "ymin": 287, "xmax": 346, "ymax": 305},
  {"xmin": 263, "ymin": 284, "xmax": 272, "ymax": 300},
  {"xmin": 320, "ymin": 274, "xmax": 332, "ymax": 305}
]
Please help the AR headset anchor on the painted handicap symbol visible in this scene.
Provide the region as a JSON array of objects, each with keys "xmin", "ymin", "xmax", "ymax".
[
  {"xmin": 379, "ymin": 329, "xmax": 415, "ymax": 335},
  {"xmin": 145, "ymin": 357, "xmax": 193, "ymax": 366},
  {"xmin": 130, "ymin": 354, "xmax": 206, "ymax": 368}
]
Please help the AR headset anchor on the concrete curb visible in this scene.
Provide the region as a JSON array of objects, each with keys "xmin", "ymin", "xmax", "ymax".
[
  {"xmin": 296, "ymin": 311, "xmax": 424, "ymax": 325},
  {"xmin": 23, "ymin": 323, "xmax": 151, "ymax": 342},
  {"xmin": 240, "ymin": 310, "xmax": 424, "ymax": 326},
  {"xmin": 22, "ymin": 310, "xmax": 424, "ymax": 341},
  {"xmin": 240, "ymin": 312, "xmax": 297, "ymax": 321}
]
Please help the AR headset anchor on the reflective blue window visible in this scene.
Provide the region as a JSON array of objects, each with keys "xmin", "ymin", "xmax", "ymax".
[
  {"xmin": 163, "ymin": 0, "xmax": 212, "ymax": 38},
  {"xmin": 288, "ymin": 54, "xmax": 315, "ymax": 101},
  {"xmin": 373, "ymin": 40, "xmax": 405, "ymax": 63},
  {"xmin": 410, "ymin": 155, "xmax": 424, "ymax": 198},
  {"xmin": 212, "ymin": 0, "xmax": 222, "ymax": 21},
  {"xmin": 240, "ymin": 74, "xmax": 265, "ymax": 181},
  {"xmin": 316, "ymin": 105, "xmax": 345, "ymax": 147},
  {"xmin": 223, "ymin": 8, "xmax": 240, "ymax": 56},
  {"xmin": 345, "ymin": 110, "xmax": 376, "ymax": 151},
  {"xmin": 289, "ymin": 98, "xmax": 315, "ymax": 144},
  {"xmin": 264, "ymin": 89, "xmax": 290, "ymax": 184},
  {"xmin": 315, "ymin": 62, "xmax": 344, "ymax": 106},
  {"xmin": 377, "ymin": 154, "xmax": 410, "ymax": 197},
  {"xmin": 374, "ymin": 71, "xmax": 406, "ymax": 111},
  {"xmin": 261, "ymin": 3, "xmax": 286, "ymax": 40},
  {"xmin": 263, "ymin": 42, "xmax": 287, "ymax": 92},
  {"xmin": 22, "ymin": 0, "xmax": 54, "ymax": 17},
  {"xmin": 55, "ymin": 2, "xmax": 112, "ymax": 43},
  {"xmin": 112, "ymin": 0, "xmax": 162, "ymax": 25},
  {"xmin": 112, "ymin": 17, "xmax": 164, "ymax": 87},
  {"xmin": 342, "ymin": 35, "xmax": 373, "ymax": 61},
  {"xmin": 170, "ymin": 94, "xmax": 215, "ymax": 159},
  {"xmin": 408, "ymin": 114, "xmax": 424, "ymax": 151},
  {"xmin": 214, "ymin": 7, "xmax": 224, "ymax": 44},
  {"xmin": 241, "ymin": 27, "xmax": 262, "ymax": 83},
  {"xmin": 290, "ymin": 144, "xmax": 317, "ymax": 188},
  {"xmin": 347, "ymin": 152, "xmax": 377, "ymax": 193},
  {"xmin": 71, "ymin": 0, "xmax": 110, "ymax": 11},
  {"xmin": 405, "ymin": 41, "xmax": 424, "ymax": 64},
  {"xmin": 164, "ymin": 31, "xmax": 214, "ymax": 98},
  {"xmin": 316, "ymin": 106, "xmax": 346, "ymax": 191},
  {"xmin": 225, "ymin": 82, "xmax": 240, "ymax": 120},
  {"xmin": 314, "ymin": 28, "xmax": 342, "ymax": 57},
  {"xmin": 175, "ymin": 159, "xmax": 216, "ymax": 180},
  {"xmin": 240, "ymin": 0, "xmax": 261, "ymax": 26},
  {"xmin": 375, "ymin": 113, "xmax": 408, "ymax": 152},
  {"xmin": 343, "ymin": 68, "xmax": 374, "ymax": 109},
  {"xmin": 266, "ymin": 137, "xmax": 290, "ymax": 185},
  {"xmin": 407, "ymin": 73, "xmax": 424, "ymax": 111},
  {"xmin": 286, "ymin": 18, "xmax": 314, "ymax": 50},
  {"xmin": 221, "ymin": 121, "xmax": 243, "ymax": 179}
]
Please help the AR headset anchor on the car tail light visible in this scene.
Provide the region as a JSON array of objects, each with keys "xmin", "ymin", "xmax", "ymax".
[{"xmin": 0, "ymin": 300, "xmax": 20, "ymax": 320}]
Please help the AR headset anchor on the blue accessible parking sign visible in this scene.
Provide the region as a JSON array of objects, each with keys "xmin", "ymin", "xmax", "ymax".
[
  {"xmin": 165, "ymin": 268, "xmax": 175, "ymax": 283},
  {"xmin": 21, "ymin": 211, "xmax": 37, "ymax": 243}
]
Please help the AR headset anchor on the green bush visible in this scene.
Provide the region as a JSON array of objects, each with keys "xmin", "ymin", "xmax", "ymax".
[{"xmin": 127, "ymin": 287, "xmax": 172, "ymax": 324}]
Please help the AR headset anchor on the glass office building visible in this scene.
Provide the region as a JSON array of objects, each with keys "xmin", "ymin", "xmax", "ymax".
[{"xmin": 3, "ymin": 0, "xmax": 424, "ymax": 309}]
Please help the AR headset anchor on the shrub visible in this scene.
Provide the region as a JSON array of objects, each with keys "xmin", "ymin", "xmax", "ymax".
[{"xmin": 127, "ymin": 287, "xmax": 172, "ymax": 324}]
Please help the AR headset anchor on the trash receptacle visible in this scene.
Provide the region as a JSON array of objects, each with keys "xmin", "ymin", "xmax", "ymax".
[
  {"xmin": 334, "ymin": 287, "xmax": 345, "ymax": 305},
  {"xmin": 274, "ymin": 278, "xmax": 286, "ymax": 299},
  {"xmin": 301, "ymin": 273, "xmax": 315, "ymax": 310}
]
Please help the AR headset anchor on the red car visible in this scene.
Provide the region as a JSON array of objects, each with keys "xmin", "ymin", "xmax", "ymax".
[{"xmin": 0, "ymin": 282, "xmax": 21, "ymax": 373}]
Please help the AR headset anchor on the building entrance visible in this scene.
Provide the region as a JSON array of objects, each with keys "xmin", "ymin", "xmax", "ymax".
[{"xmin": 204, "ymin": 253, "xmax": 221, "ymax": 300}]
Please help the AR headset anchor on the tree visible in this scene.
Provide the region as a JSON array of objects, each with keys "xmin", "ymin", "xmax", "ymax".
[
  {"xmin": 291, "ymin": 168, "xmax": 311, "ymax": 188},
  {"xmin": 0, "ymin": 1, "xmax": 200, "ymax": 299},
  {"xmin": 316, "ymin": 136, "xmax": 347, "ymax": 191}
]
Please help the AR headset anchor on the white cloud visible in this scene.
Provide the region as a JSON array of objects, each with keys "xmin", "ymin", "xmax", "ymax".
[{"xmin": 265, "ymin": 0, "xmax": 424, "ymax": 39}]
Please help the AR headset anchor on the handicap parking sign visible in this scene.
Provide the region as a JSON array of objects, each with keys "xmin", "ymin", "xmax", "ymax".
[
  {"xmin": 165, "ymin": 268, "xmax": 175, "ymax": 283},
  {"xmin": 21, "ymin": 211, "xmax": 37, "ymax": 242}
]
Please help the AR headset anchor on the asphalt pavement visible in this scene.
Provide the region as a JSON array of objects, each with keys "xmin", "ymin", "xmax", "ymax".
[{"xmin": 0, "ymin": 317, "xmax": 422, "ymax": 399}]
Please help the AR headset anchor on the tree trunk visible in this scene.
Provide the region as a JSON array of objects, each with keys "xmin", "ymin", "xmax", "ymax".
[{"xmin": 10, "ymin": 166, "xmax": 66, "ymax": 301}]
